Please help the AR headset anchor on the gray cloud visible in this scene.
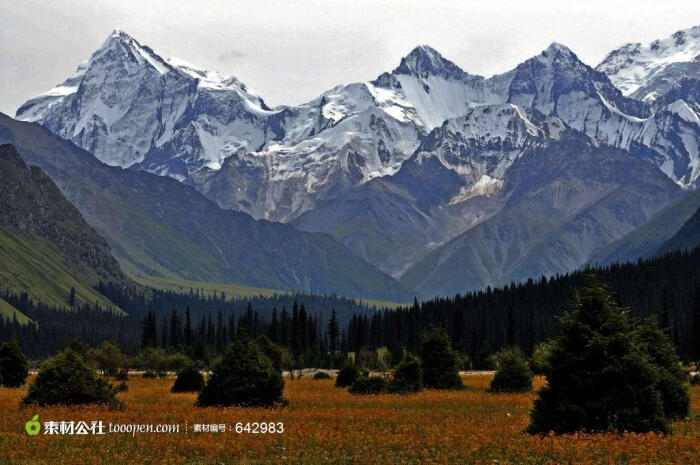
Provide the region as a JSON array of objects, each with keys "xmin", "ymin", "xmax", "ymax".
[{"xmin": 217, "ymin": 49, "xmax": 245, "ymax": 62}]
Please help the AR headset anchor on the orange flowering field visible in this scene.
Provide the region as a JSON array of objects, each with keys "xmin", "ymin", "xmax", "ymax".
[{"xmin": 0, "ymin": 374, "xmax": 698, "ymax": 464}]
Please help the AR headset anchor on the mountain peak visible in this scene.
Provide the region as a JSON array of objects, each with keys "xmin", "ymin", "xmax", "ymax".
[
  {"xmin": 394, "ymin": 45, "xmax": 468, "ymax": 79},
  {"xmin": 596, "ymin": 24, "xmax": 700, "ymax": 100},
  {"xmin": 101, "ymin": 28, "xmax": 137, "ymax": 48},
  {"xmin": 542, "ymin": 42, "xmax": 576, "ymax": 59},
  {"xmin": 93, "ymin": 29, "xmax": 171, "ymax": 75}
]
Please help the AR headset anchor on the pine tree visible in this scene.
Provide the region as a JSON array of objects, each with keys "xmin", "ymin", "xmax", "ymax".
[
  {"xmin": 420, "ymin": 327, "xmax": 463, "ymax": 390},
  {"xmin": 328, "ymin": 309, "xmax": 339, "ymax": 353},
  {"xmin": 692, "ymin": 284, "xmax": 700, "ymax": 361},
  {"xmin": 0, "ymin": 340, "xmax": 28, "ymax": 387},
  {"xmin": 528, "ymin": 280, "xmax": 672, "ymax": 434},
  {"xmin": 488, "ymin": 347, "xmax": 533, "ymax": 392},
  {"xmin": 197, "ymin": 338, "xmax": 284, "ymax": 407},
  {"xmin": 388, "ymin": 353, "xmax": 423, "ymax": 393},
  {"xmin": 68, "ymin": 286, "xmax": 76, "ymax": 307},
  {"xmin": 184, "ymin": 306, "xmax": 193, "ymax": 346}
]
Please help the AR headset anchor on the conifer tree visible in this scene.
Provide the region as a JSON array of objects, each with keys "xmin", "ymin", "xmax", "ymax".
[
  {"xmin": 0, "ymin": 340, "xmax": 28, "ymax": 387},
  {"xmin": 528, "ymin": 280, "xmax": 677, "ymax": 434},
  {"xmin": 68, "ymin": 286, "xmax": 76, "ymax": 307},
  {"xmin": 488, "ymin": 347, "xmax": 533, "ymax": 393},
  {"xmin": 388, "ymin": 353, "xmax": 423, "ymax": 393},
  {"xmin": 328, "ymin": 309, "xmax": 339, "ymax": 353},
  {"xmin": 197, "ymin": 338, "xmax": 284, "ymax": 407},
  {"xmin": 420, "ymin": 328, "xmax": 463, "ymax": 390}
]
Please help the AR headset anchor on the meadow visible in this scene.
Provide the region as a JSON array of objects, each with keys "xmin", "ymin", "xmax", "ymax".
[{"xmin": 0, "ymin": 374, "xmax": 698, "ymax": 465}]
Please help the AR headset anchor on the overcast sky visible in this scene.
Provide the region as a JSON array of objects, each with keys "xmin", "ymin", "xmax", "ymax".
[{"xmin": 1, "ymin": 0, "xmax": 699, "ymax": 115}]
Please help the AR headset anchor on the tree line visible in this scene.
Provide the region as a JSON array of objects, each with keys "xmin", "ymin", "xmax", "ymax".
[{"xmin": 1, "ymin": 245, "xmax": 700, "ymax": 363}]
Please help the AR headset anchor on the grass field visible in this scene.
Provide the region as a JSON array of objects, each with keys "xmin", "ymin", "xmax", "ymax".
[{"xmin": 0, "ymin": 374, "xmax": 698, "ymax": 464}]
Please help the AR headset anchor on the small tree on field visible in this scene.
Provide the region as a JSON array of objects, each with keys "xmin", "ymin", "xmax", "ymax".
[
  {"xmin": 171, "ymin": 364, "xmax": 205, "ymax": 393},
  {"xmin": 0, "ymin": 340, "xmax": 28, "ymax": 387},
  {"xmin": 528, "ymin": 279, "xmax": 686, "ymax": 434},
  {"xmin": 22, "ymin": 348, "xmax": 121, "ymax": 408},
  {"xmin": 335, "ymin": 363, "xmax": 362, "ymax": 388},
  {"xmin": 421, "ymin": 328, "xmax": 463, "ymax": 390},
  {"xmin": 313, "ymin": 371, "xmax": 331, "ymax": 380},
  {"xmin": 88, "ymin": 341, "xmax": 125, "ymax": 377},
  {"xmin": 488, "ymin": 348, "xmax": 533, "ymax": 393},
  {"xmin": 388, "ymin": 353, "xmax": 423, "ymax": 393},
  {"xmin": 197, "ymin": 338, "xmax": 284, "ymax": 407}
]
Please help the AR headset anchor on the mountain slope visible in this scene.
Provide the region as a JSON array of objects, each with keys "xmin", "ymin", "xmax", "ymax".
[
  {"xmin": 588, "ymin": 188, "xmax": 700, "ymax": 266},
  {"xmin": 14, "ymin": 29, "xmax": 699, "ymax": 295},
  {"xmin": 659, "ymin": 207, "xmax": 700, "ymax": 254},
  {"xmin": 292, "ymin": 104, "xmax": 559, "ymax": 276},
  {"xmin": 0, "ymin": 144, "xmax": 124, "ymax": 310},
  {"xmin": 0, "ymin": 114, "xmax": 410, "ymax": 300},
  {"xmin": 0, "ymin": 298, "xmax": 30, "ymax": 325},
  {"xmin": 400, "ymin": 132, "xmax": 682, "ymax": 297}
]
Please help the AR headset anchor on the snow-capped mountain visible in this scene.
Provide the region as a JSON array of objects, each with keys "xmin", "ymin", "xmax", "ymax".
[
  {"xmin": 597, "ymin": 25, "xmax": 700, "ymax": 103},
  {"xmin": 14, "ymin": 27, "xmax": 700, "ymax": 293},
  {"xmin": 16, "ymin": 30, "xmax": 274, "ymax": 178},
  {"xmin": 18, "ymin": 30, "xmax": 700, "ymax": 203},
  {"xmin": 291, "ymin": 103, "xmax": 567, "ymax": 276}
]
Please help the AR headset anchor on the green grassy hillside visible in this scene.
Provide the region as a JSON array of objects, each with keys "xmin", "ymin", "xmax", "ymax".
[
  {"xmin": 0, "ymin": 228, "xmax": 122, "ymax": 311},
  {"xmin": 0, "ymin": 143, "xmax": 125, "ymax": 313},
  {"xmin": 0, "ymin": 297, "xmax": 31, "ymax": 324},
  {"xmin": 127, "ymin": 271, "xmax": 410, "ymax": 309},
  {"xmin": 0, "ymin": 115, "xmax": 411, "ymax": 301}
]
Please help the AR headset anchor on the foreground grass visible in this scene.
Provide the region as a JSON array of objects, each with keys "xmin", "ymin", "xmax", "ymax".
[{"xmin": 0, "ymin": 375, "xmax": 698, "ymax": 464}]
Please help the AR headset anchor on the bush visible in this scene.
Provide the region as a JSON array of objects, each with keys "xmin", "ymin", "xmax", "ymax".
[
  {"xmin": 87, "ymin": 341, "xmax": 125, "ymax": 377},
  {"xmin": 488, "ymin": 348, "xmax": 533, "ymax": 393},
  {"xmin": 136, "ymin": 348, "xmax": 169, "ymax": 377},
  {"xmin": 348, "ymin": 376, "xmax": 388, "ymax": 395},
  {"xmin": 690, "ymin": 373, "xmax": 700, "ymax": 385},
  {"xmin": 115, "ymin": 368, "xmax": 129, "ymax": 381},
  {"xmin": 335, "ymin": 363, "xmax": 362, "ymax": 388},
  {"xmin": 388, "ymin": 353, "xmax": 423, "ymax": 393},
  {"xmin": 421, "ymin": 328, "xmax": 463, "ymax": 390},
  {"xmin": 171, "ymin": 364, "xmax": 205, "ymax": 393},
  {"xmin": 22, "ymin": 348, "xmax": 121, "ymax": 408},
  {"xmin": 197, "ymin": 338, "xmax": 284, "ymax": 407},
  {"xmin": 313, "ymin": 371, "xmax": 331, "ymax": 380},
  {"xmin": 115, "ymin": 382, "xmax": 129, "ymax": 393},
  {"xmin": 142, "ymin": 370, "xmax": 157, "ymax": 378},
  {"xmin": 527, "ymin": 280, "xmax": 686, "ymax": 435},
  {"xmin": 0, "ymin": 340, "xmax": 28, "ymax": 387}
]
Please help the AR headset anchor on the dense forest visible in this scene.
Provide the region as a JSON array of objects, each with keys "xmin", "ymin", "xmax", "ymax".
[{"xmin": 2, "ymin": 245, "xmax": 699, "ymax": 363}]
